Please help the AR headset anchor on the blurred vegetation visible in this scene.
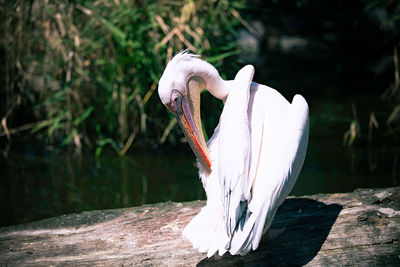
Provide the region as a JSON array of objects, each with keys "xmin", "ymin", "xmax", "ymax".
[
  {"xmin": 343, "ymin": 0, "xmax": 400, "ymax": 146},
  {"xmin": 375, "ymin": 0, "xmax": 400, "ymax": 138},
  {"xmin": 2, "ymin": 0, "xmax": 400, "ymax": 226},
  {"xmin": 0, "ymin": 0, "xmax": 246, "ymax": 156},
  {"xmin": 1, "ymin": 0, "xmax": 400, "ymax": 155}
]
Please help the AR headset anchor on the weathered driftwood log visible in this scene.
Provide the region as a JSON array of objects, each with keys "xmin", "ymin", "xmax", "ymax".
[{"xmin": 1, "ymin": 187, "xmax": 399, "ymax": 266}]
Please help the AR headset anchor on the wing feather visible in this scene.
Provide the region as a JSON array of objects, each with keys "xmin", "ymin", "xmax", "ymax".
[
  {"xmin": 230, "ymin": 86, "xmax": 309, "ymax": 255},
  {"xmin": 218, "ymin": 65, "xmax": 254, "ymax": 237}
]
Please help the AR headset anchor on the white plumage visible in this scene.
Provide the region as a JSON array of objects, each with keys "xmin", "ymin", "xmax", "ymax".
[{"xmin": 158, "ymin": 51, "xmax": 309, "ymax": 256}]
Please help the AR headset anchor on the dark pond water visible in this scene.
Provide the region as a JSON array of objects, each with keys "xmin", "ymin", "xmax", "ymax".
[{"xmin": 1, "ymin": 94, "xmax": 399, "ymax": 227}]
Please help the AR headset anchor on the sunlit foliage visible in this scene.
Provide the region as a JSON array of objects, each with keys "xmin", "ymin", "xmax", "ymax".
[{"xmin": 0, "ymin": 0, "xmax": 245, "ymax": 155}]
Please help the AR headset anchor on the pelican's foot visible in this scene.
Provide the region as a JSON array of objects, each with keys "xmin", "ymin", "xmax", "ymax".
[{"xmin": 260, "ymin": 227, "xmax": 286, "ymax": 243}]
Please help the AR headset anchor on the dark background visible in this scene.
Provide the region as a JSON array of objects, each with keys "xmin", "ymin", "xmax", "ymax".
[{"xmin": 1, "ymin": 0, "xmax": 399, "ymax": 227}]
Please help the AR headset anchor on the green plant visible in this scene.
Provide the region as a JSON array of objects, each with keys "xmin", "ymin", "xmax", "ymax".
[
  {"xmin": 0, "ymin": 0, "xmax": 246, "ymax": 156},
  {"xmin": 366, "ymin": 1, "xmax": 400, "ymax": 134}
]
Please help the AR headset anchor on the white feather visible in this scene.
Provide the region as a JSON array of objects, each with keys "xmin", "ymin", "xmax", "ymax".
[{"xmin": 218, "ymin": 65, "xmax": 253, "ymax": 237}]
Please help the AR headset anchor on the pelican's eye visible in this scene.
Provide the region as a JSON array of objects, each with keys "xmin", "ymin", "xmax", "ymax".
[{"xmin": 169, "ymin": 89, "xmax": 183, "ymax": 114}]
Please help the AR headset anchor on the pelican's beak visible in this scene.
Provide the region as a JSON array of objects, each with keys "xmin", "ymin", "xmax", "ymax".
[{"xmin": 168, "ymin": 90, "xmax": 212, "ymax": 173}]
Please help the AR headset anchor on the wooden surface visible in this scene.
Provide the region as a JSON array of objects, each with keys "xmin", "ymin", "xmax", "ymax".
[{"xmin": 1, "ymin": 187, "xmax": 399, "ymax": 266}]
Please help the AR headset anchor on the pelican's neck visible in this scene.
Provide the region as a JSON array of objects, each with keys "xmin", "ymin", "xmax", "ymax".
[{"xmin": 188, "ymin": 58, "xmax": 229, "ymax": 101}]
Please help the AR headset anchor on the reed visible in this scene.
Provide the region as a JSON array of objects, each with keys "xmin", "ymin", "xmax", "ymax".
[{"xmin": 0, "ymin": 0, "xmax": 245, "ymax": 156}]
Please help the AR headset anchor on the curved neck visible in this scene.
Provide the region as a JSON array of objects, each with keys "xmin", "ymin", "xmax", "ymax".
[
  {"xmin": 183, "ymin": 59, "xmax": 229, "ymax": 152},
  {"xmin": 188, "ymin": 58, "xmax": 229, "ymax": 101}
]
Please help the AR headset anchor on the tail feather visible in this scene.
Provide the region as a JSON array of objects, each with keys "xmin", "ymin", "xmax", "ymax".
[{"xmin": 182, "ymin": 204, "xmax": 229, "ymax": 257}]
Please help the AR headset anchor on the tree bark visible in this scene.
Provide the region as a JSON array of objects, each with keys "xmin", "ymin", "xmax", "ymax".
[{"xmin": 1, "ymin": 187, "xmax": 399, "ymax": 266}]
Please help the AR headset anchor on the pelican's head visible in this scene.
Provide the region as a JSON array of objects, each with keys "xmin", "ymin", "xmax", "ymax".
[{"xmin": 158, "ymin": 51, "xmax": 212, "ymax": 173}]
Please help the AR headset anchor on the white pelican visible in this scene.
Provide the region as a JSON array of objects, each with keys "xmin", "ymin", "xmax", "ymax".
[{"xmin": 158, "ymin": 51, "xmax": 309, "ymax": 257}]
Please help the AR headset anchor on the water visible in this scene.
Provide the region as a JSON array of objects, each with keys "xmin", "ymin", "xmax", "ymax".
[
  {"xmin": 1, "ymin": 94, "xmax": 399, "ymax": 227},
  {"xmin": 0, "ymin": 150, "xmax": 204, "ymax": 227}
]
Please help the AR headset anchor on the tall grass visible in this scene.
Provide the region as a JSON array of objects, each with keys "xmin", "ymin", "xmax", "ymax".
[
  {"xmin": 343, "ymin": 0, "xmax": 400, "ymax": 146},
  {"xmin": 372, "ymin": 1, "xmax": 400, "ymax": 137},
  {"xmin": 0, "ymin": 0, "xmax": 246, "ymax": 156}
]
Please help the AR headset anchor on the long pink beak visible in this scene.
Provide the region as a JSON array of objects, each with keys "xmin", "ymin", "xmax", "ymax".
[{"xmin": 168, "ymin": 90, "xmax": 211, "ymax": 173}]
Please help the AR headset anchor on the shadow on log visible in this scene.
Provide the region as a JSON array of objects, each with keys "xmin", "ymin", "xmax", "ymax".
[
  {"xmin": 199, "ymin": 198, "xmax": 342, "ymax": 266},
  {"xmin": 1, "ymin": 187, "xmax": 400, "ymax": 266}
]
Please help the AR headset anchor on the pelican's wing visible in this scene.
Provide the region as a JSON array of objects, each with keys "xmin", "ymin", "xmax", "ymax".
[
  {"xmin": 218, "ymin": 65, "xmax": 254, "ymax": 237},
  {"xmin": 230, "ymin": 86, "xmax": 309, "ymax": 255}
]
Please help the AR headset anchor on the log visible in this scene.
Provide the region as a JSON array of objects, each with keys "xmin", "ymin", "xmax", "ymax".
[{"xmin": 1, "ymin": 187, "xmax": 399, "ymax": 266}]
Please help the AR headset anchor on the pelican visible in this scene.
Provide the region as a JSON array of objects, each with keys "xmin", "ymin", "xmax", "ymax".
[{"xmin": 158, "ymin": 51, "xmax": 309, "ymax": 256}]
